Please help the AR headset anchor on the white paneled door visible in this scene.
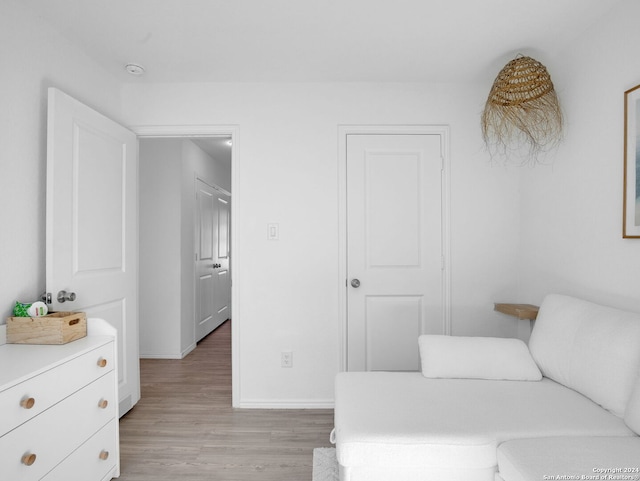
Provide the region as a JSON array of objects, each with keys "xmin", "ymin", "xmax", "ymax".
[
  {"xmin": 195, "ymin": 178, "xmax": 231, "ymax": 341},
  {"xmin": 46, "ymin": 88, "xmax": 140, "ymax": 416},
  {"xmin": 347, "ymin": 134, "xmax": 445, "ymax": 371}
]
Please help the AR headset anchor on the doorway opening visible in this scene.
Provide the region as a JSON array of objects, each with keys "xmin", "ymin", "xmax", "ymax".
[{"xmin": 134, "ymin": 125, "xmax": 240, "ymax": 407}]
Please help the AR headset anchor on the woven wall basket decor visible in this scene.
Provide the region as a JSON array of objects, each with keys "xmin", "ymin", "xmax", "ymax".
[{"xmin": 481, "ymin": 56, "xmax": 563, "ymax": 163}]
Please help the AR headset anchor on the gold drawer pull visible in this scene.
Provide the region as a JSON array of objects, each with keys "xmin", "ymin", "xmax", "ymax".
[
  {"xmin": 22, "ymin": 453, "xmax": 37, "ymax": 466},
  {"xmin": 99, "ymin": 450, "xmax": 109, "ymax": 461},
  {"xmin": 20, "ymin": 397, "xmax": 35, "ymax": 409},
  {"xmin": 97, "ymin": 358, "xmax": 108, "ymax": 368},
  {"xmin": 98, "ymin": 399, "xmax": 109, "ymax": 409}
]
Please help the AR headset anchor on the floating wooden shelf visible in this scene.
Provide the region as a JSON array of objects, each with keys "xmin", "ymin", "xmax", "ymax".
[{"xmin": 494, "ymin": 303, "xmax": 539, "ymax": 320}]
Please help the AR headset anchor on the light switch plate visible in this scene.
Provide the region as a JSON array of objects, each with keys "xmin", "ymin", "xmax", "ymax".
[{"xmin": 267, "ymin": 223, "xmax": 279, "ymax": 240}]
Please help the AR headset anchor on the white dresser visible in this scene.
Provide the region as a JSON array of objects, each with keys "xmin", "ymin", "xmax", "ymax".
[{"xmin": 0, "ymin": 318, "xmax": 119, "ymax": 481}]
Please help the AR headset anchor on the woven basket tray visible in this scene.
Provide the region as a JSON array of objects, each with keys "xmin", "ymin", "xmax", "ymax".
[{"xmin": 7, "ymin": 312, "xmax": 87, "ymax": 344}]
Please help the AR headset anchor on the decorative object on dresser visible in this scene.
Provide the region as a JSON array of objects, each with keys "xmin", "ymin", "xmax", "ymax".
[
  {"xmin": 0, "ymin": 318, "xmax": 119, "ymax": 481},
  {"xmin": 6, "ymin": 311, "xmax": 87, "ymax": 345}
]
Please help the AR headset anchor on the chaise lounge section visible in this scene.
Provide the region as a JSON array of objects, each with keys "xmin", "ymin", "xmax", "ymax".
[
  {"xmin": 495, "ymin": 436, "xmax": 640, "ymax": 481},
  {"xmin": 333, "ymin": 294, "xmax": 640, "ymax": 481}
]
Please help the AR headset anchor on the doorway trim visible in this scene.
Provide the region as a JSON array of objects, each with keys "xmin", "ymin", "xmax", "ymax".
[
  {"xmin": 133, "ymin": 124, "xmax": 241, "ymax": 407},
  {"xmin": 337, "ymin": 125, "xmax": 451, "ymax": 372}
]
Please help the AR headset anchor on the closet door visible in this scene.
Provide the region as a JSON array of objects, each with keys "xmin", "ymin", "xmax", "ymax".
[
  {"xmin": 195, "ymin": 178, "xmax": 231, "ymax": 341},
  {"xmin": 346, "ymin": 133, "xmax": 444, "ymax": 371}
]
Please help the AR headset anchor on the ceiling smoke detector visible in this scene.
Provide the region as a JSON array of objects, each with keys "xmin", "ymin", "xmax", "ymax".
[{"xmin": 125, "ymin": 63, "xmax": 145, "ymax": 76}]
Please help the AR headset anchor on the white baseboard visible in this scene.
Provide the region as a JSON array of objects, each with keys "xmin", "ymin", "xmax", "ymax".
[
  {"xmin": 139, "ymin": 342, "xmax": 197, "ymax": 360},
  {"xmin": 237, "ymin": 398, "xmax": 335, "ymax": 409},
  {"xmin": 181, "ymin": 342, "xmax": 196, "ymax": 358},
  {"xmin": 139, "ymin": 353, "xmax": 184, "ymax": 360}
]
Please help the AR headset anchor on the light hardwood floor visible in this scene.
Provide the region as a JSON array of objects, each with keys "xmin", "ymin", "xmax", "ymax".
[{"xmin": 118, "ymin": 320, "xmax": 335, "ymax": 480}]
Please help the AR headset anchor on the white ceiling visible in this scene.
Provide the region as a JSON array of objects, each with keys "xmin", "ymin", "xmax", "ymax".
[{"xmin": 21, "ymin": 0, "xmax": 623, "ymax": 83}]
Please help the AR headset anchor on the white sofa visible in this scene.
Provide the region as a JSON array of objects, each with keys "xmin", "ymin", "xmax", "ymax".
[{"xmin": 333, "ymin": 294, "xmax": 640, "ymax": 481}]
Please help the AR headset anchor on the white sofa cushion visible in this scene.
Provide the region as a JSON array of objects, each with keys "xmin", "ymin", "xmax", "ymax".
[
  {"xmin": 497, "ymin": 436, "xmax": 640, "ymax": 481},
  {"xmin": 334, "ymin": 372, "xmax": 634, "ymax": 471},
  {"xmin": 529, "ymin": 294, "xmax": 640, "ymax": 417},
  {"xmin": 340, "ymin": 464, "xmax": 496, "ymax": 481},
  {"xmin": 419, "ymin": 335, "xmax": 542, "ymax": 381}
]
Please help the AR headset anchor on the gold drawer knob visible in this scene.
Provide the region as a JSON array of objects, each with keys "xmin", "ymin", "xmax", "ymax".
[
  {"xmin": 99, "ymin": 450, "xmax": 109, "ymax": 461},
  {"xmin": 20, "ymin": 397, "xmax": 35, "ymax": 409},
  {"xmin": 22, "ymin": 453, "xmax": 37, "ymax": 466},
  {"xmin": 97, "ymin": 358, "xmax": 108, "ymax": 368},
  {"xmin": 98, "ymin": 399, "xmax": 109, "ymax": 409}
]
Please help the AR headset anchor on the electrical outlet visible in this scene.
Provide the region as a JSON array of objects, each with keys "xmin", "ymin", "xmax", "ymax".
[{"xmin": 281, "ymin": 351, "xmax": 293, "ymax": 368}]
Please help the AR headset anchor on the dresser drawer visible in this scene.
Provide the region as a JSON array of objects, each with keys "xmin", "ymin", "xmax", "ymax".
[
  {"xmin": 0, "ymin": 370, "xmax": 117, "ymax": 481},
  {"xmin": 0, "ymin": 342, "xmax": 114, "ymax": 434},
  {"xmin": 41, "ymin": 421, "xmax": 118, "ymax": 481}
]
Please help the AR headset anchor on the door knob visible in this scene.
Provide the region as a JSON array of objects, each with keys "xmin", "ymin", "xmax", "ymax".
[
  {"xmin": 57, "ymin": 290, "xmax": 76, "ymax": 303},
  {"xmin": 351, "ymin": 279, "xmax": 361, "ymax": 288}
]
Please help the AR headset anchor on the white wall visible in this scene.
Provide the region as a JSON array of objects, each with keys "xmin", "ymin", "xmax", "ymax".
[
  {"xmin": 519, "ymin": 0, "xmax": 640, "ymax": 314},
  {"xmin": 0, "ymin": 1, "xmax": 122, "ymax": 320},
  {"xmin": 122, "ymin": 82, "xmax": 522, "ymax": 406},
  {"xmin": 139, "ymin": 139, "xmax": 232, "ymax": 358},
  {"xmin": 139, "ymin": 139, "xmax": 183, "ymax": 357},
  {"xmin": 183, "ymin": 140, "xmax": 232, "ymax": 193}
]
